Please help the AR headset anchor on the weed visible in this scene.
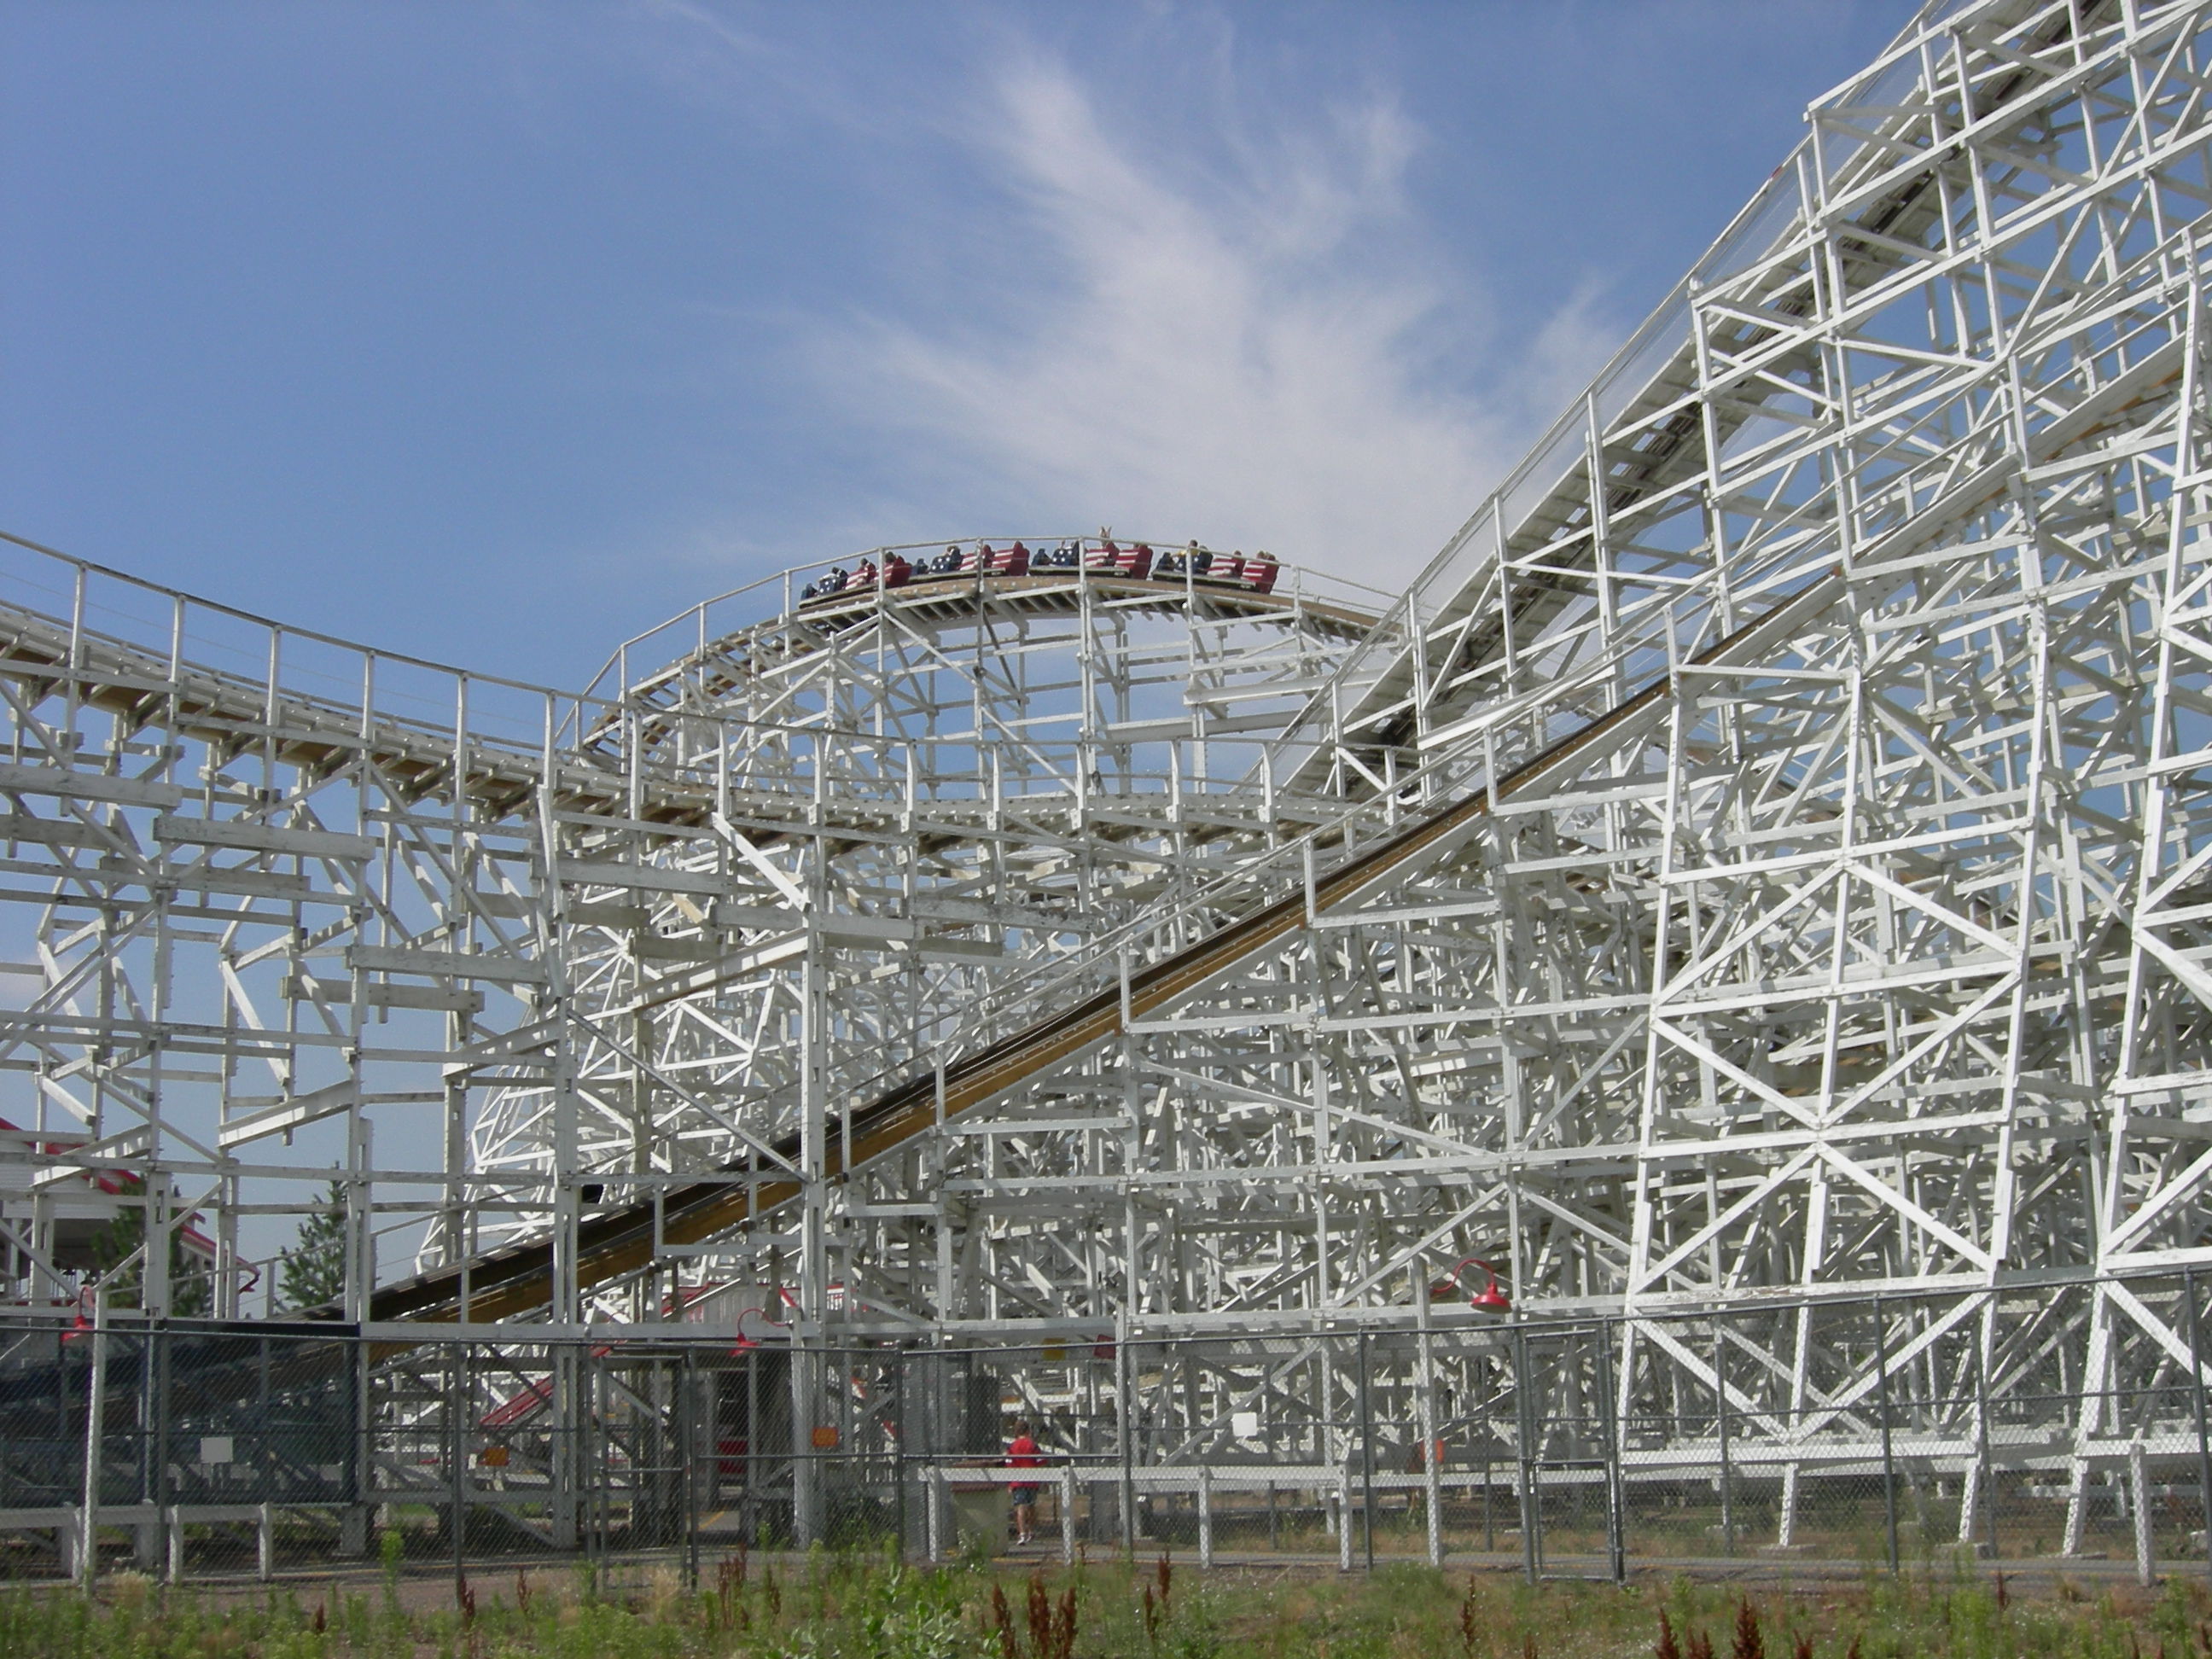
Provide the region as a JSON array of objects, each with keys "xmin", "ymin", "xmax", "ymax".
[
  {"xmin": 1054, "ymin": 1583, "xmax": 1079, "ymax": 1659},
  {"xmin": 1, "ymin": 1551, "xmax": 2198, "ymax": 1659},
  {"xmin": 713, "ymin": 1547, "xmax": 749, "ymax": 1631},
  {"xmin": 1027, "ymin": 1572, "xmax": 1055, "ymax": 1659},
  {"xmin": 376, "ymin": 1527, "xmax": 403, "ymax": 1609},
  {"xmin": 1730, "ymin": 1598, "xmax": 1762, "ymax": 1659}
]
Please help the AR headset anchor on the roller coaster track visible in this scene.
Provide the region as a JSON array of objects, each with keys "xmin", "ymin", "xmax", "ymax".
[
  {"xmin": 587, "ymin": 568, "xmax": 1379, "ymax": 761},
  {"xmin": 0, "ymin": 532, "xmax": 678, "ymax": 826},
  {"xmin": 0, "ymin": 538, "xmax": 1366, "ymax": 847},
  {"xmin": 1298, "ymin": 0, "xmax": 2116, "ymax": 782},
  {"xmin": 370, "ymin": 568, "xmax": 1846, "ymax": 1325}
]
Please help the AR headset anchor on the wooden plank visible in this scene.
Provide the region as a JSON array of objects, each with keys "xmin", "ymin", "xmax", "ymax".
[
  {"xmin": 557, "ymin": 858, "xmax": 730, "ymax": 895},
  {"xmin": 567, "ymin": 901, "xmax": 651, "ymax": 928},
  {"xmin": 0, "ymin": 812, "xmax": 114, "ymax": 849},
  {"xmin": 282, "ymin": 974, "xmax": 485, "ymax": 1014},
  {"xmin": 345, "ymin": 945, "xmax": 547, "ymax": 985},
  {"xmin": 154, "ymin": 814, "xmax": 377, "ymax": 861},
  {"xmin": 0, "ymin": 763, "xmax": 184, "ymax": 808},
  {"xmin": 218, "ymin": 1080, "xmax": 355, "ymax": 1148},
  {"xmin": 173, "ymin": 867, "xmax": 332, "ymax": 903}
]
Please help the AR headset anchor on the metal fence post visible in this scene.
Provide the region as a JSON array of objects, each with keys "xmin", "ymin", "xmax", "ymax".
[
  {"xmin": 579, "ymin": 1348, "xmax": 594, "ymax": 1568},
  {"xmin": 890, "ymin": 1353, "xmax": 907, "ymax": 1563},
  {"xmin": 451, "ymin": 1338, "xmax": 467, "ymax": 1608},
  {"xmin": 743, "ymin": 1344, "xmax": 760, "ymax": 1548},
  {"xmin": 1336, "ymin": 1464, "xmax": 1353, "ymax": 1573},
  {"xmin": 1060, "ymin": 1462, "xmax": 1076, "ymax": 1564},
  {"xmin": 344, "ymin": 1330, "xmax": 370, "ymax": 1557},
  {"xmin": 1482, "ymin": 1444, "xmax": 1494, "ymax": 1552},
  {"xmin": 1423, "ymin": 1441, "xmax": 1444, "ymax": 1569},
  {"xmin": 1714, "ymin": 1323, "xmax": 1735, "ymax": 1558},
  {"xmin": 1598, "ymin": 1319, "xmax": 1625, "ymax": 1584},
  {"xmin": 79, "ymin": 1291, "xmax": 108, "ymax": 1591},
  {"xmin": 1357, "ymin": 1330, "xmax": 1375, "ymax": 1571},
  {"xmin": 133, "ymin": 1329, "xmax": 157, "ymax": 1575},
  {"xmin": 2132, "ymin": 1437, "xmax": 2154, "ymax": 1587},
  {"xmin": 683, "ymin": 1348, "xmax": 701, "ymax": 1591},
  {"xmin": 153, "ymin": 1324, "xmax": 173, "ymax": 1583},
  {"xmin": 789, "ymin": 1330, "xmax": 818, "ymax": 1548},
  {"xmin": 1117, "ymin": 1329, "xmax": 1135, "ymax": 1556},
  {"xmin": 2186, "ymin": 1267, "xmax": 2212, "ymax": 1586},
  {"xmin": 1973, "ymin": 1303, "xmax": 1999, "ymax": 1563},
  {"xmin": 1875, "ymin": 1296, "xmax": 1899, "ymax": 1575},
  {"xmin": 1197, "ymin": 1464, "xmax": 1213, "ymax": 1570},
  {"xmin": 1418, "ymin": 1278, "xmax": 1442, "ymax": 1569},
  {"xmin": 1512, "ymin": 1327, "xmax": 1538, "ymax": 1585}
]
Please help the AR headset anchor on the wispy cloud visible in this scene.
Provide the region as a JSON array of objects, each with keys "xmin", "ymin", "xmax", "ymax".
[{"xmin": 802, "ymin": 48, "xmax": 1623, "ymax": 587}]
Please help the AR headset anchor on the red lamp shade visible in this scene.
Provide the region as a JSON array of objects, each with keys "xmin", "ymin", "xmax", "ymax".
[
  {"xmin": 1445, "ymin": 1256, "xmax": 1513, "ymax": 1313},
  {"xmin": 728, "ymin": 1302, "xmax": 789, "ymax": 1355},
  {"xmin": 1467, "ymin": 1274, "xmax": 1513, "ymax": 1313}
]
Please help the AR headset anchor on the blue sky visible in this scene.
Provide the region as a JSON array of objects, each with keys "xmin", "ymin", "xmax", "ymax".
[{"xmin": 3, "ymin": 1, "xmax": 1921, "ymax": 688}]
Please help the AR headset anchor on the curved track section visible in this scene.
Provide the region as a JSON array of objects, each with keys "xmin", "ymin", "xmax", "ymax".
[{"xmin": 462, "ymin": 550, "xmax": 1382, "ymax": 1266}]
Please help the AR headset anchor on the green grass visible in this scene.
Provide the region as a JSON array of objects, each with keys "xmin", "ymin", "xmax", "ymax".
[{"xmin": 0, "ymin": 1550, "xmax": 2203, "ymax": 1659}]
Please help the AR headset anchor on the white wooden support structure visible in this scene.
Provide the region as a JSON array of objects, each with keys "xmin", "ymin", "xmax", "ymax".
[{"xmin": 0, "ymin": 2, "xmax": 2209, "ymax": 1553}]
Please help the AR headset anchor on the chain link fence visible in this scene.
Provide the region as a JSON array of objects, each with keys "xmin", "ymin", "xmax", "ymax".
[{"xmin": 3, "ymin": 1276, "xmax": 2210, "ymax": 1589}]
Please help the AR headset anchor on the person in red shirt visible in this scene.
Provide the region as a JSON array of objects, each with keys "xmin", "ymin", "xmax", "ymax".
[{"xmin": 1006, "ymin": 1419, "xmax": 1043, "ymax": 1545}]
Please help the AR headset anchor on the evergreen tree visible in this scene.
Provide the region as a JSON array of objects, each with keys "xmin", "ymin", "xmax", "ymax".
[
  {"xmin": 279, "ymin": 1180, "xmax": 350, "ymax": 1313},
  {"xmin": 83, "ymin": 1175, "xmax": 212, "ymax": 1316}
]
